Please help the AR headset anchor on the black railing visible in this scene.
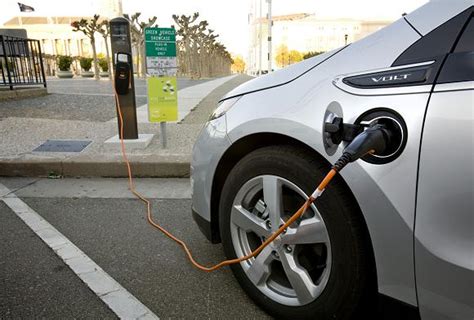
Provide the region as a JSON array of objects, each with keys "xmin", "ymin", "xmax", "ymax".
[{"xmin": 0, "ymin": 35, "xmax": 47, "ymax": 90}]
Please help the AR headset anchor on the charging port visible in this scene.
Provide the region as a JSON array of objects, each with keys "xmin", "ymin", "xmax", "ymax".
[{"xmin": 356, "ymin": 110, "xmax": 407, "ymax": 164}]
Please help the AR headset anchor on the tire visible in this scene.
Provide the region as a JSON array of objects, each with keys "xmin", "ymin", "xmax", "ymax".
[{"xmin": 219, "ymin": 145, "xmax": 375, "ymax": 320}]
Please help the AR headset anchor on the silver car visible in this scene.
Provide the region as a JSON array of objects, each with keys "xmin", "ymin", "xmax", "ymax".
[{"xmin": 191, "ymin": 1, "xmax": 473, "ymax": 319}]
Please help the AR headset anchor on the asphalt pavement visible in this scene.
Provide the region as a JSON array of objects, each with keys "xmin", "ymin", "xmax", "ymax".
[
  {"xmin": 0, "ymin": 201, "xmax": 116, "ymax": 319},
  {"xmin": 0, "ymin": 177, "xmax": 271, "ymax": 319}
]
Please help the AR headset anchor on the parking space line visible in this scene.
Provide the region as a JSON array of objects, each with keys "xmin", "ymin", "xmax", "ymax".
[{"xmin": 0, "ymin": 183, "xmax": 160, "ymax": 320}]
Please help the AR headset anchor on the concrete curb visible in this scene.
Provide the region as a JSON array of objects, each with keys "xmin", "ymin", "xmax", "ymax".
[
  {"xmin": 0, "ymin": 88, "xmax": 48, "ymax": 102},
  {"xmin": 0, "ymin": 155, "xmax": 191, "ymax": 178}
]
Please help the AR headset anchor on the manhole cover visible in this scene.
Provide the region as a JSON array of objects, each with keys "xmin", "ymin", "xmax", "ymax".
[{"xmin": 33, "ymin": 140, "xmax": 92, "ymax": 153}]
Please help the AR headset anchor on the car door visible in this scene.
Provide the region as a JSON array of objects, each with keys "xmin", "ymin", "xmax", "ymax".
[{"xmin": 415, "ymin": 13, "xmax": 474, "ymax": 320}]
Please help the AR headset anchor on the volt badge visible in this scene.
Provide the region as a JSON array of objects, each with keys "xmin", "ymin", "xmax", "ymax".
[{"xmin": 343, "ymin": 65, "xmax": 430, "ymax": 88}]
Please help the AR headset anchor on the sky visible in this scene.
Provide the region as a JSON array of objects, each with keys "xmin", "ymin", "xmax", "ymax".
[{"xmin": 1, "ymin": 0, "xmax": 429, "ymax": 56}]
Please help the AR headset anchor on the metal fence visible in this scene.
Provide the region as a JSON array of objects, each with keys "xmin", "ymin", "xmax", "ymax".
[{"xmin": 0, "ymin": 35, "xmax": 47, "ymax": 90}]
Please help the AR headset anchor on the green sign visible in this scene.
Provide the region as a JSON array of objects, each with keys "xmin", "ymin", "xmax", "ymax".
[
  {"xmin": 145, "ymin": 27, "xmax": 178, "ymax": 123},
  {"xmin": 145, "ymin": 28, "xmax": 176, "ymax": 57},
  {"xmin": 147, "ymin": 76, "xmax": 178, "ymax": 122},
  {"xmin": 145, "ymin": 42, "xmax": 176, "ymax": 57}
]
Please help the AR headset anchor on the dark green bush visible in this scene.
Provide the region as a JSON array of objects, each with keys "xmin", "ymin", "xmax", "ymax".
[
  {"xmin": 57, "ymin": 55, "xmax": 73, "ymax": 71},
  {"xmin": 79, "ymin": 57, "xmax": 93, "ymax": 71},
  {"xmin": 98, "ymin": 58, "xmax": 108, "ymax": 72},
  {"xmin": 303, "ymin": 51, "xmax": 325, "ymax": 60}
]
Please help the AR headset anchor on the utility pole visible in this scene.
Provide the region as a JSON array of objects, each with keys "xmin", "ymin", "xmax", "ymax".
[
  {"xmin": 258, "ymin": 0, "xmax": 263, "ymax": 75},
  {"xmin": 267, "ymin": 0, "xmax": 272, "ymax": 73}
]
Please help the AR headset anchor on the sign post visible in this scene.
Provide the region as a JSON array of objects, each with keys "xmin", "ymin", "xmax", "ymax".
[{"xmin": 144, "ymin": 27, "xmax": 178, "ymax": 149}]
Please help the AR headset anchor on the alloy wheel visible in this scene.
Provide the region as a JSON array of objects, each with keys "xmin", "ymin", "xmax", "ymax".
[{"xmin": 230, "ymin": 175, "xmax": 332, "ymax": 306}]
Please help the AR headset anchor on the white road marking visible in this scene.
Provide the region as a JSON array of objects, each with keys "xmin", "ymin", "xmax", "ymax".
[{"xmin": 0, "ymin": 183, "xmax": 160, "ymax": 320}]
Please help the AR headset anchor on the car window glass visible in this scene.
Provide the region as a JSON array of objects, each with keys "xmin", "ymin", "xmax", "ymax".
[
  {"xmin": 392, "ymin": 8, "xmax": 472, "ymax": 86},
  {"xmin": 437, "ymin": 16, "xmax": 474, "ymax": 84},
  {"xmin": 454, "ymin": 17, "xmax": 474, "ymax": 53}
]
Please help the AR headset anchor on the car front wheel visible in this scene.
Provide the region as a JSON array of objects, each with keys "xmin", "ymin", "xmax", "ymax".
[{"xmin": 219, "ymin": 145, "xmax": 375, "ymax": 319}]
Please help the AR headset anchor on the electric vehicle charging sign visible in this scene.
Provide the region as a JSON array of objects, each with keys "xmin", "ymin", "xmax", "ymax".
[
  {"xmin": 145, "ymin": 27, "xmax": 178, "ymax": 76},
  {"xmin": 145, "ymin": 27, "xmax": 178, "ymax": 122},
  {"xmin": 147, "ymin": 76, "xmax": 178, "ymax": 122}
]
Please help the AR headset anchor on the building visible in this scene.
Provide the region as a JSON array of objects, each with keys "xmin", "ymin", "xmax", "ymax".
[
  {"xmin": 98, "ymin": 0, "xmax": 123, "ymax": 19},
  {"xmin": 248, "ymin": 1, "xmax": 392, "ymax": 74},
  {"xmin": 3, "ymin": 16, "xmax": 98, "ymax": 57},
  {"xmin": 0, "ymin": 0, "xmax": 123, "ymax": 75}
]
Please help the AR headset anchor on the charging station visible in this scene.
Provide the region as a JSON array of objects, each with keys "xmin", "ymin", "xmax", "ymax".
[{"xmin": 110, "ymin": 17, "xmax": 138, "ymax": 140}]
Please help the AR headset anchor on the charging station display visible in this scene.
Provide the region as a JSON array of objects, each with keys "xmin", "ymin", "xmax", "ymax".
[{"xmin": 145, "ymin": 27, "xmax": 178, "ymax": 122}]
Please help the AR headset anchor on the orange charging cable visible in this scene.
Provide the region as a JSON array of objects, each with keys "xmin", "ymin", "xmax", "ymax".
[{"xmin": 113, "ymin": 84, "xmax": 337, "ymax": 272}]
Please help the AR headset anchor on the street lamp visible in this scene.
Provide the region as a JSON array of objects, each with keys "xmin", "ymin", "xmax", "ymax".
[{"xmin": 267, "ymin": 0, "xmax": 272, "ymax": 73}]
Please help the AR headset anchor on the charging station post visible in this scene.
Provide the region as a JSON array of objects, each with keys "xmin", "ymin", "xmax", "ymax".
[
  {"xmin": 109, "ymin": 17, "xmax": 138, "ymax": 140},
  {"xmin": 144, "ymin": 27, "xmax": 179, "ymax": 149}
]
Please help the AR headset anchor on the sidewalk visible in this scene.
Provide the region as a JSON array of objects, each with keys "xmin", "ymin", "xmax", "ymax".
[{"xmin": 0, "ymin": 75, "xmax": 253, "ymax": 177}]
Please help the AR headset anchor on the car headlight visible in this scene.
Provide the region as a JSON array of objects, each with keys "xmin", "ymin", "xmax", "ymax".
[{"xmin": 209, "ymin": 96, "xmax": 242, "ymax": 121}]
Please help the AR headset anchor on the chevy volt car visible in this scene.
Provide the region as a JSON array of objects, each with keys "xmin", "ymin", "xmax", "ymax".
[{"xmin": 191, "ymin": 1, "xmax": 473, "ymax": 319}]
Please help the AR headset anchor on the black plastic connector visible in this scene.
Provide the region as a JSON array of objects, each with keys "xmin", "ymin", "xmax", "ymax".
[
  {"xmin": 333, "ymin": 124, "xmax": 393, "ymax": 171},
  {"xmin": 324, "ymin": 117, "xmax": 364, "ymax": 145}
]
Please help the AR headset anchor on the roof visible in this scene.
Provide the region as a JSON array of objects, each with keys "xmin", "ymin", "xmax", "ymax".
[
  {"xmin": 253, "ymin": 13, "xmax": 311, "ymax": 24},
  {"xmin": 253, "ymin": 13, "xmax": 391, "ymax": 25},
  {"xmin": 3, "ymin": 16, "xmax": 97, "ymax": 26}
]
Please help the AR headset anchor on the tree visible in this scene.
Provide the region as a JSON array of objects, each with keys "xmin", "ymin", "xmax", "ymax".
[
  {"xmin": 71, "ymin": 15, "xmax": 102, "ymax": 80},
  {"xmin": 173, "ymin": 13, "xmax": 199, "ymax": 78},
  {"xmin": 123, "ymin": 13, "xmax": 157, "ymax": 77},
  {"xmin": 275, "ymin": 44, "xmax": 289, "ymax": 68},
  {"xmin": 288, "ymin": 50, "xmax": 303, "ymax": 64},
  {"xmin": 275, "ymin": 44, "xmax": 303, "ymax": 68},
  {"xmin": 173, "ymin": 13, "xmax": 232, "ymax": 79},
  {"xmin": 231, "ymin": 55, "xmax": 245, "ymax": 73},
  {"xmin": 97, "ymin": 20, "xmax": 112, "ymax": 78}
]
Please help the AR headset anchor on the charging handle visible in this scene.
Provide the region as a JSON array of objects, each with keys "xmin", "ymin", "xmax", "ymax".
[
  {"xmin": 114, "ymin": 53, "xmax": 131, "ymax": 95},
  {"xmin": 324, "ymin": 117, "xmax": 364, "ymax": 145}
]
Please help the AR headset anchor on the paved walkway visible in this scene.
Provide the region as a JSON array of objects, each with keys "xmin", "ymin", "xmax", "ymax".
[{"xmin": 0, "ymin": 75, "xmax": 253, "ymax": 177}]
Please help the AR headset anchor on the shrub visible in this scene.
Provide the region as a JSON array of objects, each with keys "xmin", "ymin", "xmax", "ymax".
[
  {"xmin": 98, "ymin": 58, "xmax": 108, "ymax": 72},
  {"xmin": 303, "ymin": 51, "xmax": 325, "ymax": 60},
  {"xmin": 79, "ymin": 57, "xmax": 93, "ymax": 71},
  {"xmin": 57, "ymin": 55, "xmax": 73, "ymax": 71}
]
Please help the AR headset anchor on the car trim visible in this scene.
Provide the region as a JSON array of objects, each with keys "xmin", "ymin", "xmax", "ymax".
[
  {"xmin": 433, "ymin": 80, "xmax": 474, "ymax": 92},
  {"xmin": 192, "ymin": 207, "xmax": 217, "ymax": 243},
  {"xmin": 333, "ymin": 61, "xmax": 435, "ymax": 96}
]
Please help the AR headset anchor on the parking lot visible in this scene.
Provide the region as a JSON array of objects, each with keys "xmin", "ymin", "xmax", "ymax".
[{"xmin": 0, "ymin": 177, "xmax": 270, "ymax": 319}]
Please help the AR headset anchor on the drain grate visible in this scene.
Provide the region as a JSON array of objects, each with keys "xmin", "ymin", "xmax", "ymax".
[{"xmin": 33, "ymin": 140, "xmax": 92, "ymax": 153}]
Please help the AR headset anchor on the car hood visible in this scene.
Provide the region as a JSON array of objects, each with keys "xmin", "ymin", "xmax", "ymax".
[{"xmin": 220, "ymin": 47, "xmax": 343, "ymax": 101}]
